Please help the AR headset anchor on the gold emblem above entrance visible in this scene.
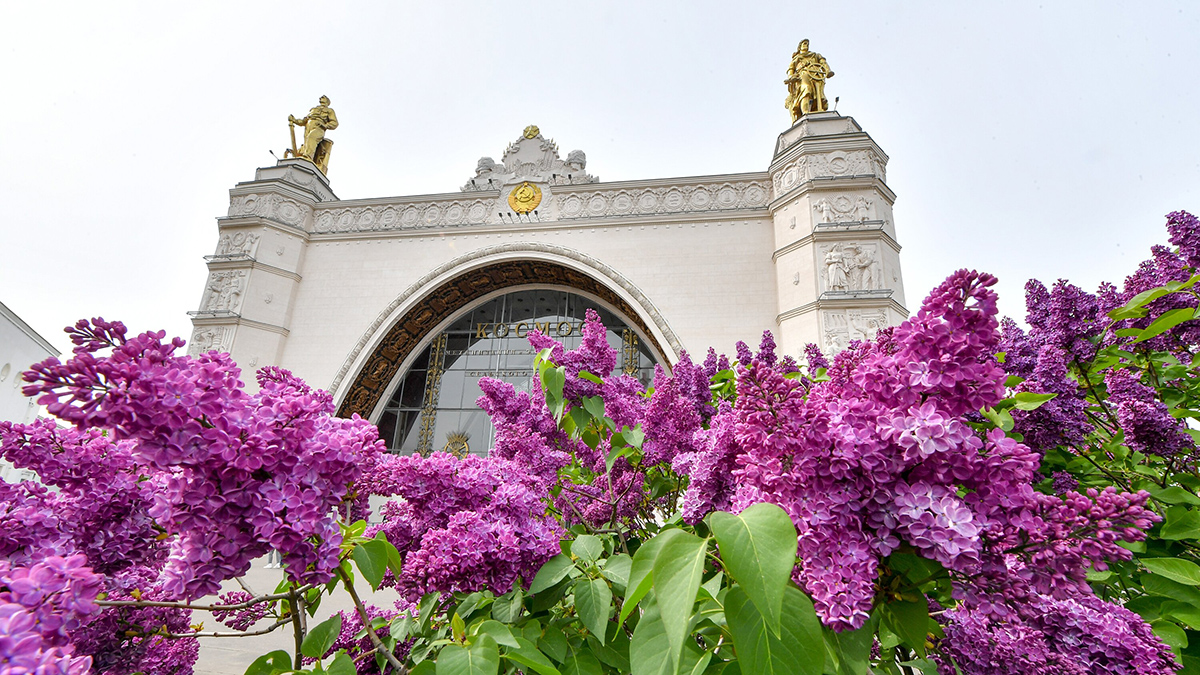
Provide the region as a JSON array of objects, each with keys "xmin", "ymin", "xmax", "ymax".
[{"xmin": 507, "ymin": 181, "xmax": 542, "ymax": 214}]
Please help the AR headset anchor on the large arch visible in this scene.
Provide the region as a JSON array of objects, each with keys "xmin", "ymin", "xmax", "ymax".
[{"xmin": 332, "ymin": 242, "xmax": 683, "ymax": 419}]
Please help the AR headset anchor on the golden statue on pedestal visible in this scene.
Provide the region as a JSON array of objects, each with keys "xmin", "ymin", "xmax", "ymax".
[
  {"xmin": 785, "ymin": 39, "xmax": 835, "ymax": 123},
  {"xmin": 286, "ymin": 96, "xmax": 339, "ymax": 174}
]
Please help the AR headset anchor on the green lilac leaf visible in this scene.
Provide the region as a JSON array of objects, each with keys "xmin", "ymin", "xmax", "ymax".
[
  {"xmin": 1144, "ymin": 558, "xmax": 1200, "ymax": 586},
  {"xmin": 652, "ymin": 532, "xmax": 709, "ymax": 664},
  {"xmin": 530, "ymin": 554, "xmax": 576, "ymax": 593},
  {"xmin": 574, "ymin": 578, "xmax": 614, "ymax": 645},
  {"xmin": 352, "ymin": 539, "xmax": 389, "ymax": 591},
  {"xmin": 301, "ymin": 614, "xmax": 343, "ymax": 659},
  {"xmin": 723, "ymin": 586, "xmax": 823, "ymax": 675},
  {"xmin": 707, "ymin": 503, "xmax": 798, "ymax": 636},
  {"xmin": 621, "ymin": 529, "xmax": 684, "ymax": 627}
]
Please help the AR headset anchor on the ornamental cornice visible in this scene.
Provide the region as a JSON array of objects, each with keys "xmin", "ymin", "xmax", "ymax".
[
  {"xmin": 227, "ymin": 192, "xmax": 312, "ymax": 231},
  {"xmin": 312, "ymin": 195, "xmax": 497, "ymax": 234},
  {"xmin": 216, "ymin": 217, "xmax": 314, "ymax": 241},
  {"xmin": 775, "ymin": 295, "xmax": 908, "ymax": 324},
  {"xmin": 768, "ymin": 175, "xmax": 897, "ymax": 210},
  {"xmin": 554, "ymin": 177, "xmax": 770, "ymax": 220},
  {"xmin": 301, "ymin": 175, "xmax": 771, "ymax": 236},
  {"xmin": 772, "ymin": 224, "xmax": 901, "ymax": 262},
  {"xmin": 308, "ymin": 211, "xmax": 770, "ymax": 244},
  {"xmin": 769, "ymin": 149, "xmax": 890, "ymax": 202},
  {"xmin": 771, "ymin": 134, "xmax": 890, "ymax": 170},
  {"xmin": 202, "ymin": 257, "xmax": 303, "ymax": 283}
]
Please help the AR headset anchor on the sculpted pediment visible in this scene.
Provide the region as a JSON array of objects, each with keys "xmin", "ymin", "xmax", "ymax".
[{"xmin": 461, "ymin": 125, "xmax": 598, "ymax": 192}]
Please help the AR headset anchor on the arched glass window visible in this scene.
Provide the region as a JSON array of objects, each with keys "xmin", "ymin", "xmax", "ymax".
[{"xmin": 375, "ymin": 289, "xmax": 660, "ymax": 454}]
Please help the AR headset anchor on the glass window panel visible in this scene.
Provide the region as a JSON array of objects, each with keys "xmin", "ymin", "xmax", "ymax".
[
  {"xmin": 377, "ymin": 410, "xmax": 399, "ymax": 449},
  {"xmin": 379, "ymin": 289, "xmax": 667, "ymax": 454},
  {"xmin": 399, "ymin": 370, "xmax": 427, "ymax": 409}
]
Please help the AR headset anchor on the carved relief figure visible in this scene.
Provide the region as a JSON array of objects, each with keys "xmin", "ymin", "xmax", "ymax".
[
  {"xmin": 190, "ymin": 327, "xmax": 227, "ymax": 355},
  {"xmin": 203, "ymin": 271, "xmax": 246, "ymax": 312},
  {"xmin": 849, "ymin": 245, "xmax": 877, "ymax": 290},
  {"xmin": 813, "ymin": 198, "xmax": 834, "ymax": 224},
  {"xmin": 823, "ymin": 309, "xmax": 888, "ymax": 353},
  {"xmin": 216, "ymin": 232, "xmax": 260, "ymax": 257},
  {"xmin": 785, "ymin": 39, "xmax": 835, "ymax": 122},
  {"xmin": 287, "ymin": 96, "xmax": 338, "ymax": 174},
  {"xmin": 854, "ymin": 197, "xmax": 873, "ymax": 221},
  {"xmin": 824, "ymin": 245, "xmax": 849, "ymax": 291}
]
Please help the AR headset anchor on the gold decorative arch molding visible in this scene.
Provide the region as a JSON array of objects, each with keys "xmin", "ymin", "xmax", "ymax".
[{"xmin": 335, "ymin": 259, "xmax": 668, "ymax": 419}]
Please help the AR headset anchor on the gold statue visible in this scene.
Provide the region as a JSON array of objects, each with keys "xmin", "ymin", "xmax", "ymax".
[
  {"xmin": 785, "ymin": 39, "xmax": 835, "ymax": 122},
  {"xmin": 287, "ymin": 96, "xmax": 339, "ymax": 174}
]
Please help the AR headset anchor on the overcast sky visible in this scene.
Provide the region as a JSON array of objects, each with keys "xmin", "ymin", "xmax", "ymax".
[{"xmin": 2, "ymin": 1, "xmax": 1198, "ymax": 358}]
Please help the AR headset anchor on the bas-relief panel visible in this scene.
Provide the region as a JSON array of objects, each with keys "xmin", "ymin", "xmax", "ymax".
[
  {"xmin": 818, "ymin": 242, "xmax": 881, "ymax": 292},
  {"xmin": 215, "ymin": 232, "xmax": 261, "ymax": 257},
  {"xmin": 555, "ymin": 180, "xmax": 768, "ymax": 220},
  {"xmin": 188, "ymin": 326, "xmax": 230, "ymax": 356},
  {"xmin": 772, "ymin": 149, "xmax": 887, "ymax": 200},
  {"xmin": 228, "ymin": 193, "xmax": 310, "ymax": 229},
  {"xmin": 822, "ymin": 309, "xmax": 889, "ymax": 353},
  {"xmin": 812, "ymin": 195, "xmax": 876, "ymax": 224},
  {"xmin": 201, "ymin": 270, "xmax": 247, "ymax": 313}
]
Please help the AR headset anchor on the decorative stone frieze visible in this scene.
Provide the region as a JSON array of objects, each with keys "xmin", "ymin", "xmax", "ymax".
[{"xmin": 555, "ymin": 180, "xmax": 769, "ymax": 220}]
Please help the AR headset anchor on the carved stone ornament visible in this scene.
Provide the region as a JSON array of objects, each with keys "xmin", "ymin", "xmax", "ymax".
[
  {"xmin": 822, "ymin": 309, "xmax": 888, "ymax": 353},
  {"xmin": 813, "ymin": 194, "xmax": 877, "ymax": 225},
  {"xmin": 228, "ymin": 193, "xmax": 310, "ymax": 229},
  {"xmin": 461, "ymin": 127, "xmax": 597, "ymax": 191},
  {"xmin": 819, "ymin": 242, "xmax": 880, "ymax": 292},
  {"xmin": 201, "ymin": 270, "xmax": 247, "ymax": 313},
  {"xmin": 772, "ymin": 149, "xmax": 887, "ymax": 200},
  {"xmin": 215, "ymin": 232, "xmax": 261, "ymax": 257},
  {"xmin": 188, "ymin": 326, "xmax": 230, "ymax": 356},
  {"xmin": 508, "ymin": 182, "xmax": 543, "ymax": 214},
  {"xmin": 555, "ymin": 180, "xmax": 768, "ymax": 220}
]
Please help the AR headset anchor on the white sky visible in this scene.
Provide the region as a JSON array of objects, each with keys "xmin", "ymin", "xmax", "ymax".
[{"xmin": 2, "ymin": 1, "xmax": 1198, "ymax": 357}]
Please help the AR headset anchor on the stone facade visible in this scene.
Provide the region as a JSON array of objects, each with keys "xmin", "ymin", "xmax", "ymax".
[{"xmin": 190, "ymin": 114, "xmax": 907, "ymax": 419}]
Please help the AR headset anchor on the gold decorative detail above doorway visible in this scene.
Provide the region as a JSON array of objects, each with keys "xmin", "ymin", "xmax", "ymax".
[{"xmin": 507, "ymin": 181, "xmax": 542, "ymax": 214}]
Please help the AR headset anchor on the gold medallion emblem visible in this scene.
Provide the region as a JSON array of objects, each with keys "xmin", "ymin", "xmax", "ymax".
[
  {"xmin": 523, "ymin": 125, "xmax": 540, "ymax": 139},
  {"xmin": 507, "ymin": 182, "xmax": 543, "ymax": 214}
]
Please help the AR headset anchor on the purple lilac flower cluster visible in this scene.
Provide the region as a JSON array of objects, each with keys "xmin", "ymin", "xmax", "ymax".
[
  {"xmin": 0, "ymin": 405, "xmax": 198, "ymax": 673},
  {"xmin": 1106, "ymin": 368, "xmax": 1193, "ymax": 457},
  {"xmin": 939, "ymin": 591, "xmax": 1178, "ymax": 675},
  {"xmin": 0, "ymin": 555, "xmax": 102, "ymax": 675},
  {"xmin": 665, "ymin": 271, "xmax": 1153, "ymax": 633},
  {"xmin": 211, "ymin": 591, "xmax": 269, "ymax": 631},
  {"xmin": 20, "ymin": 321, "xmax": 385, "ymax": 599},
  {"xmin": 363, "ymin": 452, "xmax": 562, "ymax": 600},
  {"xmin": 72, "ymin": 566, "xmax": 199, "ymax": 675},
  {"xmin": 526, "ymin": 309, "xmax": 616, "ymax": 402},
  {"xmin": 0, "ymin": 420, "xmax": 163, "ymax": 574}
]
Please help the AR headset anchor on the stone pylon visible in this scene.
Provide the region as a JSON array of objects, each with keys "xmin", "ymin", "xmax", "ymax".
[{"xmin": 768, "ymin": 111, "xmax": 908, "ymax": 359}]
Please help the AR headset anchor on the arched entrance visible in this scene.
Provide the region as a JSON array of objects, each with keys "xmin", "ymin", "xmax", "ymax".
[{"xmin": 335, "ymin": 259, "xmax": 672, "ymax": 451}]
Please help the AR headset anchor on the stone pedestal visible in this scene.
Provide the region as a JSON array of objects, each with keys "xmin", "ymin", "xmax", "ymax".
[
  {"xmin": 187, "ymin": 159, "xmax": 329, "ymax": 385},
  {"xmin": 768, "ymin": 111, "xmax": 908, "ymax": 359}
]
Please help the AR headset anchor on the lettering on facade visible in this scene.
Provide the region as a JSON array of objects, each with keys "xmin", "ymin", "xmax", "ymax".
[
  {"xmin": 474, "ymin": 321, "xmax": 581, "ymax": 339},
  {"xmin": 466, "ymin": 369, "xmax": 534, "ymax": 378}
]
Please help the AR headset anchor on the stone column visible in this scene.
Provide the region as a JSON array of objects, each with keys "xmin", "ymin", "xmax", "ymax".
[
  {"xmin": 767, "ymin": 111, "xmax": 908, "ymax": 360},
  {"xmin": 188, "ymin": 159, "xmax": 334, "ymax": 387}
]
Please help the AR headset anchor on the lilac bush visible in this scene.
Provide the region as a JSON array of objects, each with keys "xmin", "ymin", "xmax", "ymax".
[{"xmin": 3, "ymin": 212, "xmax": 1199, "ymax": 674}]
